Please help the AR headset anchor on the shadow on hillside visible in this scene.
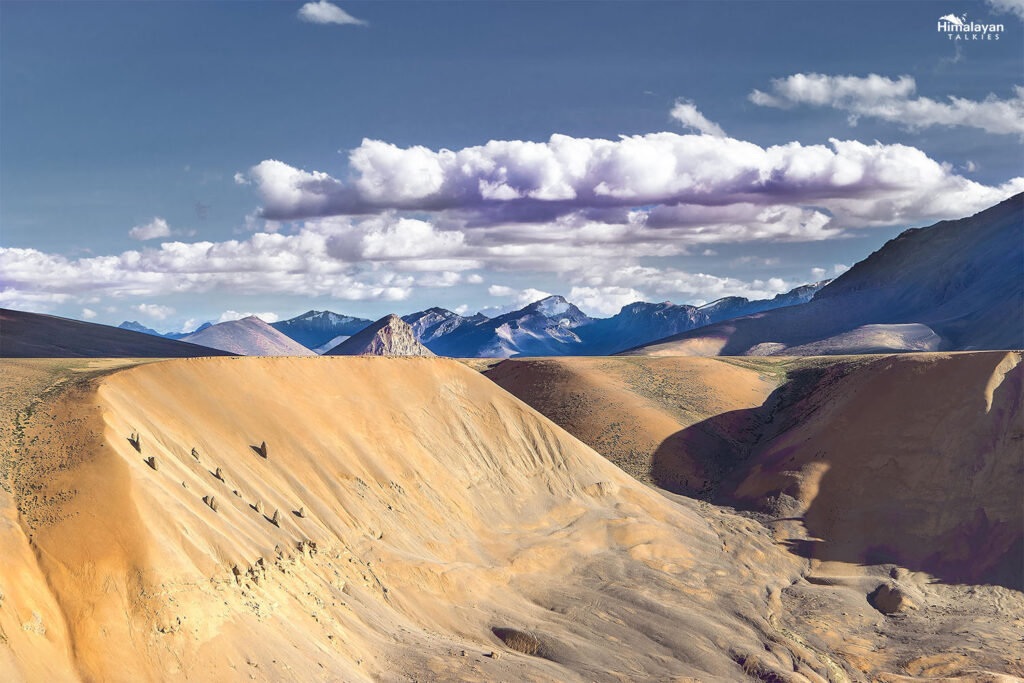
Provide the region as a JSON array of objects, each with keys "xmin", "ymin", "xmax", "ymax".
[{"xmin": 648, "ymin": 365, "xmax": 1024, "ymax": 591}]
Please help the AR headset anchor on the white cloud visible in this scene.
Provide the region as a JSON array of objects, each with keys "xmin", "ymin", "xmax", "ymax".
[
  {"xmin": 575, "ymin": 264, "xmax": 792, "ymax": 305},
  {"xmin": 985, "ymin": 0, "xmax": 1024, "ymax": 19},
  {"xmin": 217, "ymin": 310, "xmax": 280, "ymax": 324},
  {"xmin": 669, "ymin": 99, "xmax": 726, "ymax": 136},
  {"xmin": 81, "ymin": 308, "xmax": 98, "ymax": 320},
  {"xmin": 297, "ymin": 1, "xmax": 367, "ymax": 26},
  {"xmin": 488, "ymin": 285, "xmax": 516, "ymax": 297},
  {"xmin": 134, "ymin": 303, "xmax": 175, "ymax": 320},
  {"xmin": 0, "ymin": 289, "xmax": 71, "ymax": 312},
  {"xmin": 453, "ymin": 304, "xmax": 469, "ymax": 315},
  {"xmin": 0, "ymin": 216, "xmax": 480, "ymax": 305},
  {"xmin": 750, "ymin": 74, "xmax": 1024, "ymax": 137},
  {"xmin": 129, "ymin": 217, "xmax": 172, "ymax": 241},
  {"xmin": 246, "ymin": 131, "xmax": 1023, "ymax": 236},
  {"xmin": 415, "ymin": 271, "xmax": 462, "ymax": 288},
  {"xmin": 487, "ymin": 285, "xmax": 552, "ymax": 307},
  {"xmin": 466, "ymin": 273, "xmax": 484, "ymax": 284},
  {"xmin": 233, "ymin": 172, "xmax": 251, "ymax": 185},
  {"xmin": 326, "ymin": 215, "xmax": 468, "ymax": 261},
  {"xmin": 568, "ymin": 286, "xmax": 647, "ymax": 316},
  {"xmin": 810, "ymin": 267, "xmax": 827, "ymax": 279}
]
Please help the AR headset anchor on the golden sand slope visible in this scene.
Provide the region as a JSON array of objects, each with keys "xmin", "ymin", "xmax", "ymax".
[
  {"xmin": 485, "ymin": 356, "xmax": 779, "ymax": 495},
  {"xmin": 2, "ymin": 355, "xmax": 1021, "ymax": 682},
  {"xmin": 1, "ymin": 356, "xmax": 816, "ymax": 682},
  {"xmin": 486, "ymin": 352, "xmax": 1024, "ymax": 680}
]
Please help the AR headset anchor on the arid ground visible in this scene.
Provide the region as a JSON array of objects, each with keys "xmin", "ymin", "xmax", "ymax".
[{"xmin": 1, "ymin": 354, "xmax": 1021, "ymax": 681}]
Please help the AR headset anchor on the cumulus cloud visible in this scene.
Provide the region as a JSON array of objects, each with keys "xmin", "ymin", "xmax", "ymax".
[
  {"xmin": 325, "ymin": 215, "xmax": 468, "ymax": 262},
  {"xmin": 669, "ymin": 99, "xmax": 726, "ymax": 136},
  {"xmin": 129, "ymin": 217, "xmax": 172, "ymax": 241},
  {"xmin": 217, "ymin": 310, "xmax": 279, "ymax": 324},
  {"xmin": 750, "ymin": 73, "xmax": 1024, "ymax": 137},
  {"xmin": 568, "ymin": 286, "xmax": 647, "ymax": 316},
  {"xmin": 573, "ymin": 264, "xmax": 792, "ymax": 305},
  {"xmin": 81, "ymin": 308, "xmax": 98, "ymax": 320},
  {"xmin": 0, "ymin": 289, "xmax": 70, "ymax": 312},
  {"xmin": 297, "ymin": 1, "xmax": 366, "ymax": 25},
  {"xmin": 134, "ymin": 303, "xmax": 174, "ymax": 320},
  {"xmin": 487, "ymin": 285, "xmax": 552, "ymax": 307},
  {"xmin": 244, "ymin": 132, "xmax": 1023, "ymax": 237},
  {"xmin": 0, "ymin": 217, "xmax": 446, "ymax": 305}
]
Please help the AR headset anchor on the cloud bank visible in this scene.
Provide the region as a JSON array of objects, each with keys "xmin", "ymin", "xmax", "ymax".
[
  {"xmin": 749, "ymin": 74, "xmax": 1024, "ymax": 137},
  {"xmin": 243, "ymin": 132, "xmax": 1023, "ymax": 237}
]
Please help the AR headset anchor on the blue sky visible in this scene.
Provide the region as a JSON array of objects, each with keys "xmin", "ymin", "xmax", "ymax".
[{"xmin": 2, "ymin": 0, "xmax": 1022, "ymax": 330}]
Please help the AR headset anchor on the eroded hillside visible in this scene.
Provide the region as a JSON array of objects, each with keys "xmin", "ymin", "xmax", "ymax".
[{"xmin": 0, "ymin": 356, "xmax": 820, "ymax": 681}]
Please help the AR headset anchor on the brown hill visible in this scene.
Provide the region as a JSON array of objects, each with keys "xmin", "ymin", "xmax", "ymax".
[
  {"xmin": 485, "ymin": 356, "xmax": 777, "ymax": 494},
  {"xmin": 181, "ymin": 316, "xmax": 315, "ymax": 356},
  {"xmin": 488, "ymin": 353, "xmax": 1023, "ymax": 589},
  {"xmin": 325, "ymin": 314, "xmax": 434, "ymax": 356},
  {"xmin": 0, "ymin": 308, "xmax": 231, "ymax": 358}
]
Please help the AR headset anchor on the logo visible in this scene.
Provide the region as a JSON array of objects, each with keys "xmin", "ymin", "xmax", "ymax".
[{"xmin": 937, "ymin": 12, "xmax": 1004, "ymax": 40}]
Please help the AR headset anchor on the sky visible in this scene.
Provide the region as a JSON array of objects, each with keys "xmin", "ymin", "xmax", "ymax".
[{"xmin": 1, "ymin": 0, "xmax": 1022, "ymax": 331}]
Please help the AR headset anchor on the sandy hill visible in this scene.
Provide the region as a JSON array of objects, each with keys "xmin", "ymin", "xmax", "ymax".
[
  {"xmin": 325, "ymin": 314, "xmax": 434, "ymax": 356},
  {"xmin": 485, "ymin": 356, "xmax": 779, "ymax": 494},
  {"xmin": 0, "ymin": 308, "xmax": 231, "ymax": 358},
  {"xmin": 181, "ymin": 316, "xmax": 315, "ymax": 356},
  {"xmin": 1, "ymin": 355, "xmax": 1021, "ymax": 681},
  {"xmin": 488, "ymin": 353, "xmax": 1023, "ymax": 589},
  {"xmin": 624, "ymin": 193, "xmax": 1023, "ymax": 356}
]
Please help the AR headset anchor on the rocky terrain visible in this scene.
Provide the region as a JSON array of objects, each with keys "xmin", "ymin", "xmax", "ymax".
[{"xmin": 324, "ymin": 314, "xmax": 435, "ymax": 357}]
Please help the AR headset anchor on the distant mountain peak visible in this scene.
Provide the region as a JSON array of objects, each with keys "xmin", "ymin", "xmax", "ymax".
[
  {"xmin": 182, "ymin": 317, "xmax": 315, "ymax": 356},
  {"xmin": 325, "ymin": 314, "xmax": 435, "ymax": 357},
  {"xmin": 270, "ymin": 309, "xmax": 373, "ymax": 350}
]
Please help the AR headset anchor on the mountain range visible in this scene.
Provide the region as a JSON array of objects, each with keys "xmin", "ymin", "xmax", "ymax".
[
  {"xmin": 257, "ymin": 281, "xmax": 831, "ymax": 358},
  {"xmin": 111, "ymin": 281, "xmax": 830, "ymax": 358},
  {"xmin": 625, "ymin": 192, "xmax": 1023, "ymax": 356},
  {"xmin": 7, "ymin": 195, "xmax": 1020, "ymax": 359}
]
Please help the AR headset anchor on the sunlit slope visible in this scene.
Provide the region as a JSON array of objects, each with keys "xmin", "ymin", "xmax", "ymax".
[
  {"xmin": 2, "ymin": 356, "xmax": 823, "ymax": 682},
  {"xmin": 485, "ymin": 356, "xmax": 779, "ymax": 495},
  {"xmin": 488, "ymin": 352, "xmax": 1023, "ymax": 589}
]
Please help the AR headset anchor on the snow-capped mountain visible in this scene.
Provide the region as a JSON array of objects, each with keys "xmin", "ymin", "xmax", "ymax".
[
  {"xmin": 118, "ymin": 283, "xmax": 832, "ymax": 358},
  {"xmin": 402, "ymin": 284, "xmax": 832, "ymax": 357},
  {"xmin": 401, "ymin": 307, "xmax": 488, "ymax": 344},
  {"xmin": 412, "ymin": 295, "xmax": 593, "ymax": 358},
  {"xmin": 271, "ymin": 310, "xmax": 373, "ymax": 350}
]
